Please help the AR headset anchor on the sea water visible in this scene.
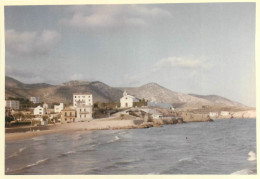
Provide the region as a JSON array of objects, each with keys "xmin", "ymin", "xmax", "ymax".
[{"xmin": 5, "ymin": 118, "xmax": 256, "ymax": 175}]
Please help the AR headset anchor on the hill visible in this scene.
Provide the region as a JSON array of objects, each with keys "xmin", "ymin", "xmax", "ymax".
[{"xmin": 5, "ymin": 76, "xmax": 247, "ymax": 108}]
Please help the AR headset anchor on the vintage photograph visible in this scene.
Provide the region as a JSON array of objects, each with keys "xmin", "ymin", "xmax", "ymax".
[{"xmin": 4, "ymin": 2, "xmax": 256, "ymax": 175}]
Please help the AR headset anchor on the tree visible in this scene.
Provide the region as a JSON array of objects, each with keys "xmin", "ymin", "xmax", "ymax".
[
  {"xmin": 42, "ymin": 115, "xmax": 49, "ymax": 121},
  {"xmin": 5, "ymin": 116, "xmax": 14, "ymax": 125},
  {"xmin": 13, "ymin": 112, "xmax": 24, "ymax": 120}
]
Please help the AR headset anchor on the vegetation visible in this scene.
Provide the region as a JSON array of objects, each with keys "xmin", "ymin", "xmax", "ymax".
[
  {"xmin": 133, "ymin": 99, "xmax": 148, "ymax": 107},
  {"xmin": 5, "ymin": 116, "xmax": 15, "ymax": 127},
  {"xmin": 93, "ymin": 102, "xmax": 121, "ymax": 119}
]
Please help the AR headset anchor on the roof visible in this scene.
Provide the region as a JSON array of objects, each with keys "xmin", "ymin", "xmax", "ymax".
[
  {"xmin": 121, "ymin": 94, "xmax": 139, "ymax": 100},
  {"xmin": 73, "ymin": 92, "xmax": 92, "ymax": 95}
]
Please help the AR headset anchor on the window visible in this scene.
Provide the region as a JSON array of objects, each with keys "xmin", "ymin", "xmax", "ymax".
[
  {"xmin": 80, "ymin": 115, "xmax": 81, "ymax": 118},
  {"xmin": 84, "ymin": 109, "xmax": 86, "ymax": 112},
  {"xmin": 83, "ymin": 96, "xmax": 85, "ymax": 98},
  {"xmin": 85, "ymin": 115, "xmax": 86, "ymax": 118},
  {"xmin": 70, "ymin": 112, "xmax": 72, "ymax": 116},
  {"xmin": 65, "ymin": 112, "xmax": 67, "ymax": 116},
  {"xmin": 80, "ymin": 109, "xmax": 81, "ymax": 112},
  {"xmin": 75, "ymin": 96, "xmax": 76, "ymax": 98}
]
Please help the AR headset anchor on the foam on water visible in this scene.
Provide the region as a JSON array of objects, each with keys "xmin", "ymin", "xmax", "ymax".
[
  {"xmin": 6, "ymin": 147, "xmax": 27, "ymax": 159},
  {"xmin": 178, "ymin": 157, "xmax": 194, "ymax": 162},
  {"xmin": 6, "ymin": 158, "xmax": 49, "ymax": 174},
  {"xmin": 248, "ymin": 151, "xmax": 256, "ymax": 161},
  {"xmin": 231, "ymin": 168, "xmax": 256, "ymax": 175},
  {"xmin": 107, "ymin": 136, "xmax": 121, "ymax": 143}
]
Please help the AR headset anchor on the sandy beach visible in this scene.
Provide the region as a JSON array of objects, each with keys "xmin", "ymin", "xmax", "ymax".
[{"xmin": 5, "ymin": 119, "xmax": 144, "ymax": 142}]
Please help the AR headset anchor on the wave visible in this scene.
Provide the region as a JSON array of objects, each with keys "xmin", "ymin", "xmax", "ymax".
[
  {"xmin": 114, "ymin": 158, "xmax": 140, "ymax": 166},
  {"xmin": 231, "ymin": 168, "xmax": 257, "ymax": 175},
  {"xmin": 178, "ymin": 157, "xmax": 198, "ymax": 163},
  {"xmin": 6, "ymin": 158, "xmax": 49, "ymax": 174},
  {"xmin": 65, "ymin": 150, "xmax": 76, "ymax": 154},
  {"xmin": 107, "ymin": 136, "xmax": 121, "ymax": 144},
  {"xmin": 6, "ymin": 147, "xmax": 27, "ymax": 159},
  {"xmin": 58, "ymin": 150, "xmax": 77, "ymax": 158},
  {"xmin": 248, "ymin": 151, "xmax": 256, "ymax": 161}
]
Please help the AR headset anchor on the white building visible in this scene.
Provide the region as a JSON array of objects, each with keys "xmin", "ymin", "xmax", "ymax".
[
  {"xmin": 220, "ymin": 111, "xmax": 230, "ymax": 116},
  {"xmin": 30, "ymin": 97, "xmax": 40, "ymax": 104},
  {"xmin": 54, "ymin": 103, "xmax": 64, "ymax": 113},
  {"xmin": 34, "ymin": 106, "xmax": 47, "ymax": 116},
  {"xmin": 209, "ymin": 112, "xmax": 219, "ymax": 118},
  {"xmin": 73, "ymin": 93, "xmax": 93, "ymax": 121},
  {"xmin": 120, "ymin": 91, "xmax": 139, "ymax": 108},
  {"xmin": 73, "ymin": 93, "xmax": 93, "ymax": 107},
  {"xmin": 5, "ymin": 100, "xmax": 20, "ymax": 110}
]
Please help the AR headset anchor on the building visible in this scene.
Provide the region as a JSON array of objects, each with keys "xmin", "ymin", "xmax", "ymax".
[
  {"xmin": 75, "ymin": 106, "xmax": 92, "ymax": 121},
  {"xmin": 120, "ymin": 91, "xmax": 139, "ymax": 108},
  {"xmin": 34, "ymin": 106, "xmax": 47, "ymax": 116},
  {"xmin": 73, "ymin": 93, "xmax": 93, "ymax": 107},
  {"xmin": 209, "ymin": 112, "xmax": 219, "ymax": 118},
  {"xmin": 54, "ymin": 103, "xmax": 64, "ymax": 113},
  {"xmin": 61, "ymin": 108, "xmax": 77, "ymax": 123},
  {"xmin": 73, "ymin": 93, "xmax": 93, "ymax": 121},
  {"xmin": 30, "ymin": 97, "xmax": 40, "ymax": 104},
  {"xmin": 5, "ymin": 100, "xmax": 20, "ymax": 110},
  {"xmin": 220, "ymin": 111, "xmax": 230, "ymax": 116}
]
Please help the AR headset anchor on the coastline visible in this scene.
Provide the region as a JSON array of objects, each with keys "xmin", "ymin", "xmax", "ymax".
[
  {"xmin": 6, "ymin": 111, "xmax": 256, "ymax": 142},
  {"xmin": 5, "ymin": 119, "xmax": 151, "ymax": 142}
]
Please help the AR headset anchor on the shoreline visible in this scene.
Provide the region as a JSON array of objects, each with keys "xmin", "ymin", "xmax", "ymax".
[
  {"xmin": 5, "ymin": 116, "xmax": 256, "ymax": 142},
  {"xmin": 5, "ymin": 119, "xmax": 151, "ymax": 142}
]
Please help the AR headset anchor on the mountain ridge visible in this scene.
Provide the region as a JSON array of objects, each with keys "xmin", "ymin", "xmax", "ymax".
[{"xmin": 5, "ymin": 76, "xmax": 246, "ymax": 108}]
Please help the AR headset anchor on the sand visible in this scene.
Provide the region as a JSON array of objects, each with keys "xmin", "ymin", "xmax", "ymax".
[{"xmin": 5, "ymin": 119, "xmax": 140, "ymax": 142}]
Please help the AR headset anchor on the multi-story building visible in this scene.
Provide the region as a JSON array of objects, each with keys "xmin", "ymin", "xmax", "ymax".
[
  {"xmin": 34, "ymin": 106, "xmax": 47, "ymax": 116},
  {"xmin": 73, "ymin": 93, "xmax": 93, "ymax": 121},
  {"xmin": 5, "ymin": 100, "xmax": 20, "ymax": 110},
  {"xmin": 30, "ymin": 97, "xmax": 40, "ymax": 104},
  {"xmin": 54, "ymin": 103, "xmax": 64, "ymax": 113},
  {"xmin": 73, "ymin": 93, "xmax": 93, "ymax": 107},
  {"xmin": 61, "ymin": 108, "xmax": 76, "ymax": 123}
]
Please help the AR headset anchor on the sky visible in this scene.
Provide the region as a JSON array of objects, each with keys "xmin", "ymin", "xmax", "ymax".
[{"xmin": 4, "ymin": 3, "xmax": 256, "ymax": 107}]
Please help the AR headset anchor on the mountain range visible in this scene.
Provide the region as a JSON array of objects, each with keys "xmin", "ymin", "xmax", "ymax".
[{"xmin": 5, "ymin": 76, "xmax": 245, "ymax": 108}]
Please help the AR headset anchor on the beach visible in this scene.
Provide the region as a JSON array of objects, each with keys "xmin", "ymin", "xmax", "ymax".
[{"xmin": 5, "ymin": 118, "xmax": 154, "ymax": 142}]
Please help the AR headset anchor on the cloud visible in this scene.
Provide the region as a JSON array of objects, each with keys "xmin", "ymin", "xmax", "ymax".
[
  {"xmin": 5, "ymin": 29, "xmax": 61, "ymax": 57},
  {"xmin": 152, "ymin": 56, "xmax": 211, "ymax": 72},
  {"xmin": 59, "ymin": 5, "xmax": 172, "ymax": 30}
]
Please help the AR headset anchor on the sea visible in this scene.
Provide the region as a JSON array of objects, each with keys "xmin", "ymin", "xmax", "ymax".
[{"xmin": 5, "ymin": 118, "xmax": 257, "ymax": 175}]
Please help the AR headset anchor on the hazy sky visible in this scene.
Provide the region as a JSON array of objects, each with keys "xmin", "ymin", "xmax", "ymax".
[{"xmin": 5, "ymin": 3, "xmax": 256, "ymax": 107}]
